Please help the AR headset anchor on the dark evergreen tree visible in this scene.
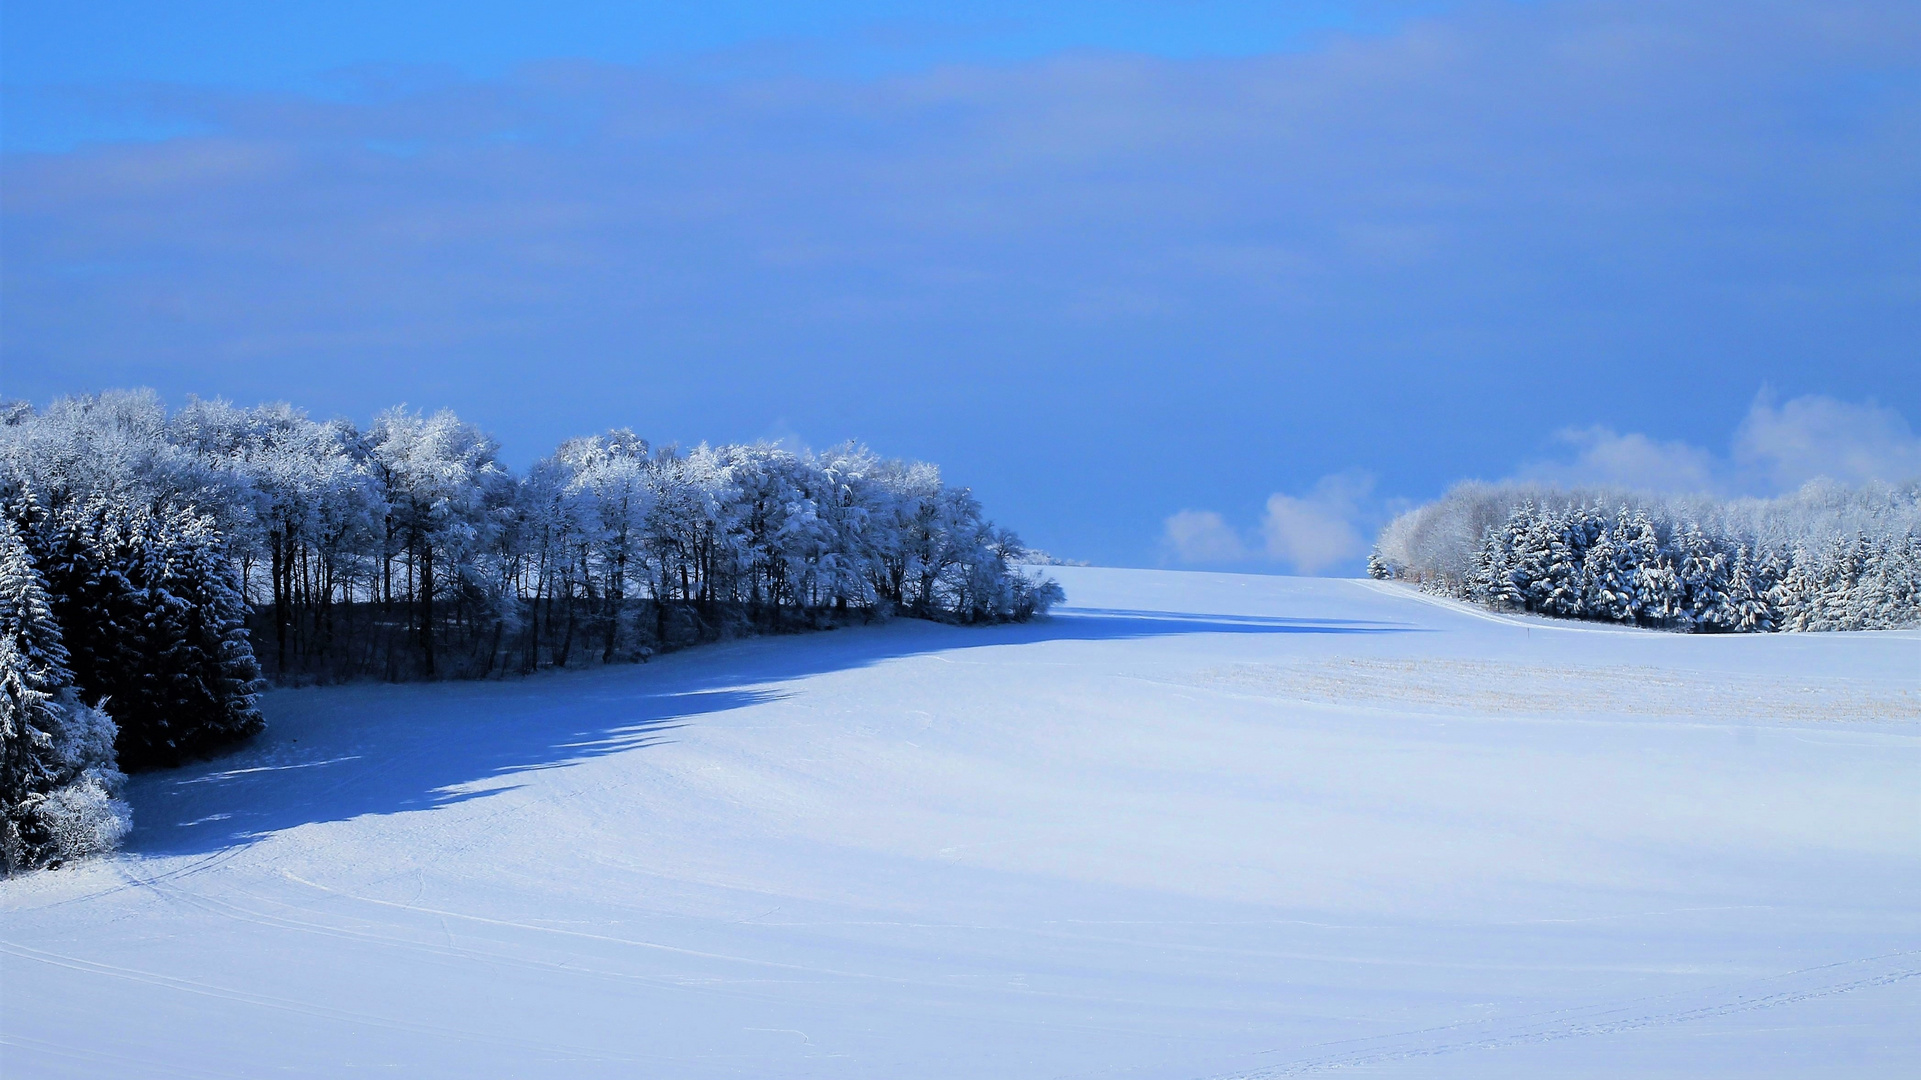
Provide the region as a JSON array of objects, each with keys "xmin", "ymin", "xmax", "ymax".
[
  {"xmin": 1673, "ymin": 522, "xmax": 1729, "ymax": 631},
  {"xmin": 1771, "ymin": 547, "xmax": 1816, "ymax": 631},
  {"xmin": 1801, "ymin": 534, "xmax": 1864, "ymax": 631},
  {"xmin": 1719, "ymin": 546, "xmax": 1773, "ymax": 632},
  {"xmin": 34, "ymin": 499, "xmax": 262, "ymax": 771},
  {"xmin": 1580, "ymin": 512, "xmax": 1637, "ymax": 623},
  {"xmin": 0, "ymin": 518, "xmax": 125, "ymax": 873},
  {"xmin": 0, "ymin": 635, "xmax": 61, "ymax": 871},
  {"xmin": 1616, "ymin": 512, "xmax": 1673, "ymax": 626},
  {"xmin": 1471, "ymin": 521, "xmax": 1521, "ymax": 609},
  {"xmin": 1539, "ymin": 507, "xmax": 1590, "ymax": 618}
]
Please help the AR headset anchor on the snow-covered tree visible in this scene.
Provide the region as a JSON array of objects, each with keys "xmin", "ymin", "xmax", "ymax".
[
  {"xmin": 1672, "ymin": 521, "xmax": 1729, "ymax": 631},
  {"xmin": 1719, "ymin": 546, "xmax": 1774, "ymax": 633},
  {"xmin": 1369, "ymin": 479, "xmax": 1920, "ymax": 633},
  {"xmin": 2, "ymin": 391, "xmax": 1060, "ymax": 692},
  {"xmin": 31, "ymin": 499, "xmax": 263, "ymax": 770},
  {"xmin": 368, "ymin": 408, "xmax": 513, "ymax": 675},
  {"xmin": 1539, "ymin": 507, "xmax": 1592, "ymax": 618},
  {"xmin": 1580, "ymin": 513, "xmax": 1637, "ymax": 623},
  {"xmin": 0, "ymin": 518, "xmax": 127, "ymax": 874}
]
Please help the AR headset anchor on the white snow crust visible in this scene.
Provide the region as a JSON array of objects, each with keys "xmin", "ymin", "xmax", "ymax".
[{"xmin": 3, "ymin": 567, "xmax": 1917, "ymax": 1077}]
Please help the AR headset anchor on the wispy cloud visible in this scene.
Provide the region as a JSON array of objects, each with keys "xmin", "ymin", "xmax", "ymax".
[
  {"xmin": 5, "ymin": 1, "xmax": 1916, "ymax": 564},
  {"xmin": 1162, "ymin": 509, "xmax": 1249, "ymax": 564},
  {"xmin": 1518, "ymin": 427, "xmax": 1720, "ymax": 494},
  {"xmin": 8, "ymin": 2, "xmax": 1915, "ymax": 375},
  {"xmin": 1261, "ymin": 471, "xmax": 1373, "ymax": 574},
  {"xmin": 1733, "ymin": 394, "xmax": 1921, "ymax": 491},
  {"xmin": 1164, "ymin": 470, "xmax": 1378, "ymax": 574},
  {"xmin": 1516, "ymin": 393, "xmax": 1921, "ymax": 495}
]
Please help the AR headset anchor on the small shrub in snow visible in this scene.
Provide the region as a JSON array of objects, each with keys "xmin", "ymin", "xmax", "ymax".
[{"xmin": 26, "ymin": 766, "xmax": 131, "ymax": 865}]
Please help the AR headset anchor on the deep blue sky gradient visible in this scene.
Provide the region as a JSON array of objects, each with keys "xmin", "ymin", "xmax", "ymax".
[{"xmin": 3, "ymin": 1, "xmax": 1917, "ymax": 568}]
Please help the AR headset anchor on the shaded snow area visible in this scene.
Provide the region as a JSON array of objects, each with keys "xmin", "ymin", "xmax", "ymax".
[{"xmin": 4, "ymin": 567, "xmax": 1917, "ymax": 1078}]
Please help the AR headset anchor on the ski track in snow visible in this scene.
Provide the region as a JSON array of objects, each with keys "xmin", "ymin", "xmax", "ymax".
[{"xmin": 3, "ymin": 567, "xmax": 1917, "ymax": 1078}]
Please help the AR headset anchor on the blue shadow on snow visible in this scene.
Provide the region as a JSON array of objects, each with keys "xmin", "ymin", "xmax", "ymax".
[{"xmin": 122, "ymin": 605, "xmax": 1417, "ymax": 860}]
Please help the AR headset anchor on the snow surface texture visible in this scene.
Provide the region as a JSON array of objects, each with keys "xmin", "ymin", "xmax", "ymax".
[{"xmin": 3, "ymin": 567, "xmax": 1917, "ymax": 1078}]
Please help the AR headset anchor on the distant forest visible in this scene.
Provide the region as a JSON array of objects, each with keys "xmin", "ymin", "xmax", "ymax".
[
  {"xmin": 1371, "ymin": 481, "xmax": 1921, "ymax": 633},
  {"xmin": 1, "ymin": 390, "xmax": 1060, "ymax": 873}
]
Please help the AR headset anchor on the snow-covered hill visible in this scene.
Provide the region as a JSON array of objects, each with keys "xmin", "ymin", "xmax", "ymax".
[{"xmin": 4, "ymin": 568, "xmax": 1916, "ymax": 1078}]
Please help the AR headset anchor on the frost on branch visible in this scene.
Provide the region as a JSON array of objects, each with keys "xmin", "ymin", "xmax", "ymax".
[{"xmin": 0, "ymin": 392, "xmax": 1061, "ymax": 696}]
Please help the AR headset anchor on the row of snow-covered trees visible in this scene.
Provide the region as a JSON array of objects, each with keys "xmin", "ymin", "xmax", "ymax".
[
  {"xmin": 0, "ymin": 390, "xmax": 1059, "ymax": 872},
  {"xmin": 1369, "ymin": 481, "xmax": 1921, "ymax": 632}
]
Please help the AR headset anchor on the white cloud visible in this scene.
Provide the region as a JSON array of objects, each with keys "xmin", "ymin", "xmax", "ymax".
[
  {"xmin": 1513, "ymin": 395, "xmax": 1921, "ymax": 496},
  {"xmin": 1520, "ymin": 426, "xmax": 1719, "ymax": 493},
  {"xmin": 1733, "ymin": 394, "xmax": 1921, "ymax": 490},
  {"xmin": 1165, "ymin": 471, "xmax": 1377, "ymax": 573},
  {"xmin": 1261, "ymin": 471, "xmax": 1372, "ymax": 574},
  {"xmin": 1162, "ymin": 509, "xmax": 1249, "ymax": 563},
  {"xmin": 1170, "ymin": 393, "xmax": 1921, "ymax": 576}
]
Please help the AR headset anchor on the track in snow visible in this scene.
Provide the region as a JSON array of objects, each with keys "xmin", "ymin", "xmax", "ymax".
[{"xmin": 4, "ymin": 567, "xmax": 1916, "ymax": 1078}]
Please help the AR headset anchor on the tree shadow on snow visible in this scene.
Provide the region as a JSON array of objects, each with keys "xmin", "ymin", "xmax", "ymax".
[{"xmin": 123, "ymin": 605, "xmax": 1416, "ymax": 859}]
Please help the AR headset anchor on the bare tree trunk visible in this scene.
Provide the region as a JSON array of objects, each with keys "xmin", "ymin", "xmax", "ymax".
[
  {"xmin": 419, "ymin": 539, "xmax": 436, "ymax": 677},
  {"xmin": 271, "ymin": 530, "xmax": 288, "ymax": 673},
  {"xmin": 604, "ymin": 537, "xmax": 625, "ymax": 663},
  {"xmin": 557, "ymin": 586, "xmax": 575, "ymax": 668}
]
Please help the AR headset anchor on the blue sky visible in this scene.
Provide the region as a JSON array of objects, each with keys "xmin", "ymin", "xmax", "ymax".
[
  {"xmin": 4, "ymin": 0, "xmax": 1918, "ymax": 569},
  {"xmin": 1, "ymin": 2, "xmax": 1427, "ymax": 151}
]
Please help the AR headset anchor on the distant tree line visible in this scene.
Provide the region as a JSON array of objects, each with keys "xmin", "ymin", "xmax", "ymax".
[
  {"xmin": 1370, "ymin": 481, "xmax": 1921, "ymax": 632},
  {"xmin": 1, "ymin": 390, "xmax": 1060, "ymax": 873}
]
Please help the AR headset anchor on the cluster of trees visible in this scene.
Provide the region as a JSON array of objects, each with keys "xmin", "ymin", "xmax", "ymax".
[
  {"xmin": 1, "ymin": 390, "xmax": 1060, "ymax": 873},
  {"xmin": 1370, "ymin": 481, "xmax": 1921, "ymax": 632}
]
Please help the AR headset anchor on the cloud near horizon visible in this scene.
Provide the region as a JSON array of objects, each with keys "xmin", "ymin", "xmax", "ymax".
[
  {"xmin": 1172, "ymin": 393, "xmax": 1921, "ymax": 576},
  {"xmin": 1261, "ymin": 471, "xmax": 1372, "ymax": 574},
  {"xmin": 1164, "ymin": 470, "xmax": 1377, "ymax": 574},
  {"xmin": 1517, "ymin": 393, "xmax": 1921, "ymax": 496},
  {"xmin": 1162, "ymin": 510, "xmax": 1250, "ymax": 565},
  {"xmin": 1734, "ymin": 395, "xmax": 1921, "ymax": 492}
]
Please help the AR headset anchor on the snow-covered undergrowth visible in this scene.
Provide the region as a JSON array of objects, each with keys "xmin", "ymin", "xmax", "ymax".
[{"xmin": 2, "ymin": 567, "xmax": 1915, "ymax": 1078}]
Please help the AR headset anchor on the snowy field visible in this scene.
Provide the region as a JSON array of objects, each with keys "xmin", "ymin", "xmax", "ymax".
[{"xmin": 3, "ymin": 566, "xmax": 1917, "ymax": 1078}]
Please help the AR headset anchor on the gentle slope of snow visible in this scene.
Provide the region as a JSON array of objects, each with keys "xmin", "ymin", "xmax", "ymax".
[{"xmin": 3, "ymin": 567, "xmax": 1916, "ymax": 1078}]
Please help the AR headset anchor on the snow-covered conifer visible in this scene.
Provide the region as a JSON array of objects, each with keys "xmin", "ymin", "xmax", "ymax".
[
  {"xmin": 1371, "ymin": 480, "xmax": 1919, "ymax": 633},
  {"xmin": 33, "ymin": 499, "xmax": 262, "ymax": 770},
  {"xmin": 0, "ymin": 519, "xmax": 127, "ymax": 873},
  {"xmin": 1672, "ymin": 522, "xmax": 1730, "ymax": 631},
  {"xmin": 1539, "ymin": 507, "xmax": 1590, "ymax": 618},
  {"xmin": 1719, "ymin": 546, "xmax": 1773, "ymax": 632},
  {"xmin": 1580, "ymin": 512, "xmax": 1636, "ymax": 623}
]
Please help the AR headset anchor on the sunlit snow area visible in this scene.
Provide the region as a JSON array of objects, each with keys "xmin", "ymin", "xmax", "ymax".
[{"xmin": 4, "ymin": 566, "xmax": 1917, "ymax": 1078}]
